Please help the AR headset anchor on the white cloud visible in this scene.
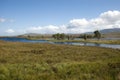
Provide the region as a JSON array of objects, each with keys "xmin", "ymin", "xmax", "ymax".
[
  {"xmin": 2, "ymin": 10, "xmax": 115, "ymax": 35},
  {"xmin": 0, "ymin": 18, "xmax": 6, "ymax": 22},
  {"xmin": 90, "ymin": 10, "xmax": 120, "ymax": 30},
  {"xmin": 26, "ymin": 25, "xmax": 67, "ymax": 34},
  {"xmin": 26, "ymin": 10, "xmax": 120, "ymax": 34},
  {"xmin": 5, "ymin": 29, "xmax": 15, "ymax": 33},
  {"xmin": 68, "ymin": 10, "xmax": 120, "ymax": 32},
  {"xmin": 100, "ymin": 10, "xmax": 120, "ymax": 23},
  {"xmin": 69, "ymin": 18, "xmax": 89, "ymax": 28}
]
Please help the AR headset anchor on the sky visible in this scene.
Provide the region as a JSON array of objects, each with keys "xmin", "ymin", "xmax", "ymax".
[{"xmin": 0, "ymin": 0, "xmax": 120, "ymax": 36}]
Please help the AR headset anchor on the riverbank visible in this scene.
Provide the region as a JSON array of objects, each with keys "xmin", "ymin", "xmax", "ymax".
[
  {"xmin": 1, "ymin": 36, "xmax": 120, "ymax": 44},
  {"xmin": 0, "ymin": 41, "xmax": 120, "ymax": 80},
  {"xmin": 47, "ymin": 39, "xmax": 120, "ymax": 44},
  {"xmin": 25, "ymin": 36, "xmax": 120, "ymax": 44},
  {"xmin": 0, "ymin": 37, "xmax": 120, "ymax": 49}
]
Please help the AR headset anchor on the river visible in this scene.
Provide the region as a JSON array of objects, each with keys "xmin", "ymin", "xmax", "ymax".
[{"xmin": 0, "ymin": 37, "xmax": 120, "ymax": 49}]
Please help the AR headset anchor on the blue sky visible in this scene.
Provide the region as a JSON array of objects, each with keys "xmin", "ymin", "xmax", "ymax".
[{"xmin": 0, "ymin": 0, "xmax": 120, "ymax": 36}]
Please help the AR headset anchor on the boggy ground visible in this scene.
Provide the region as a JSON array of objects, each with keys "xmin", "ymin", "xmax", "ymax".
[{"xmin": 0, "ymin": 41, "xmax": 120, "ymax": 80}]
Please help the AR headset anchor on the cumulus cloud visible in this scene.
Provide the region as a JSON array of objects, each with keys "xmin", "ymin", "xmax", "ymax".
[
  {"xmin": 69, "ymin": 18, "xmax": 89, "ymax": 28},
  {"xmin": 26, "ymin": 10, "xmax": 120, "ymax": 34},
  {"xmin": 5, "ymin": 29, "xmax": 15, "ymax": 33},
  {"xmin": 26, "ymin": 25, "xmax": 68, "ymax": 34},
  {"xmin": 90, "ymin": 10, "xmax": 120, "ymax": 29},
  {"xmin": 0, "ymin": 18, "xmax": 6, "ymax": 22},
  {"xmin": 100, "ymin": 10, "xmax": 120, "ymax": 23}
]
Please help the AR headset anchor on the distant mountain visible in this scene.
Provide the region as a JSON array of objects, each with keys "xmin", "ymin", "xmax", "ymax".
[
  {"xmin": 100, "ymin": 28, "xmax": 120, "ymax": 34},
  {"xmin": 21, "ymin": 33, "xmax": 41, "ymax": 36},
  {"xmin": 85, "ymin": 28, "xmax": 120, "ymax": 34},
  {"xmin": 18, "ymin": 28, "xmax": 120, "ymax": 38},
  {"xmin": 100, "ymin": 28, "xmax": 120, "ymax": 38},
  {"xmin": 84, "ymin": 28, "xmax": 120, "ymax": 38},
  {"xmin": 18, "ymin": 33, "xmax": 53, "ymax": 38}
]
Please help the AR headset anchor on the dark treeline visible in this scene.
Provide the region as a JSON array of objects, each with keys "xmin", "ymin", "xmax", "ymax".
[
  {"xmin": 18, "ymin": 30, "xmax": 101, "ymax": 40},
  {"xmin": 52, "ymin": 30, "xmax": 101, "ymax": 40},
  {"xmin": 52, "ymin": 33, "xmax": 75, "ymax": 40}
]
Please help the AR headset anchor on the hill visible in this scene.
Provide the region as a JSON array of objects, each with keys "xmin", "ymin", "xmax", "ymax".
[
  {"xmin": 85, "ymin": 28, "xmax": 120, "ymax": 38},
  {"xmin": 100, "ymin": 28, "xmax": 120, "ymax": 34},
  {"xmin": 18, "ymin": 28, "xmax": 120, "ymax": 38},
  {"xmin": 100, "ymin": 28, "xmax": 120, "ymax": 38}
]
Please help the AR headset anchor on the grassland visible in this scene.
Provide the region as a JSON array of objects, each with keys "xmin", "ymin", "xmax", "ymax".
[{"xmin": 0, "ymin": 40, "xmax": 120, "ymax": 80}]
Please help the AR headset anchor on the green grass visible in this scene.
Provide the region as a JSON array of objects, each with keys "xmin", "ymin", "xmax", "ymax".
[{"xmin": 0, "ymin": 41, "xmax": 120, "ymax": 80}]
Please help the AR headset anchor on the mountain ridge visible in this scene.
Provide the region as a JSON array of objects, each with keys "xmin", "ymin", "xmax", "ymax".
[{"xmin": 19, "ymin": 28, "xmax": 120, "ymax": 38}]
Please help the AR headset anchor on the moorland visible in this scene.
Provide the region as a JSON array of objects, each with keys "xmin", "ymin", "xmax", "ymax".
[{"xmin": 0, "ymin": 40, "xmax": 120, "ymax": 80}]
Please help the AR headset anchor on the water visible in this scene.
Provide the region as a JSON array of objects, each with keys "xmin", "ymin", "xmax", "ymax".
[
  {"xmin": 0, "ymin": 37, "xmax": 120, "ymax": 49},
  {"xmin": 0, "ymin": 37, "xmax": 48, "ymax": 43},
  {"xmin": 51, "ymin": 42, "xmax": 120, "ymax": 49}
]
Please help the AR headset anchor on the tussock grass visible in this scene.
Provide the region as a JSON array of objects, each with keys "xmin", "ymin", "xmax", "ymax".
[{"xmin": 0, "ymin": 41, "xmax": 120, "ymax": 80}]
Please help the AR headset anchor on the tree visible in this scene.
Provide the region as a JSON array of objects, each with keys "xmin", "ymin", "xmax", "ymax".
[
  {"xmin": 66, "ymin": 35, "xmax": 70, "ymax": 40},
  {"xmin": 52, "ymin": 34, "xmax": 58, "ymax": 39},
  {"xmin": 52, "ymin": 33, "xmax": 66, "ymax": 40},
  {"xmin": 56, "ymin": 33, "xmax": 60, "ymax": 40},
  {"xmin": 94, "ymin": 30, "xmax": 101, "ymax": 40},
  {"xmin": 28, "ymin": 35, "xmax": 31, "ymax": 38},
  {"xmin": 83, "ymin": 34, "xmax": 87, "ymax": 40},
  {"xmin": 66, "ymin": 35, "xmax": 74, "ymax": 40},
  {"xmin": 60, "ymin": 33, "xmax": 65, "ymax": 40},
  {"xmin": 52, "ymin": 33, "xmax": 60, "ymax": 40}
]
